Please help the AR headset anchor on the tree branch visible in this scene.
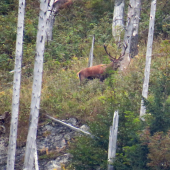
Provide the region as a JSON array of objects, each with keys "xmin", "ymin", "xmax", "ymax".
[{"xmin": 44, "ymin": 114, "xmax": 93, "ymax": 138}]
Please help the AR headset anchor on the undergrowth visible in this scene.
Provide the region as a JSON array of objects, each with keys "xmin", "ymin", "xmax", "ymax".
[{"xmin": 1, "ymin": 0, "xmax": 170, "ymax": 168}]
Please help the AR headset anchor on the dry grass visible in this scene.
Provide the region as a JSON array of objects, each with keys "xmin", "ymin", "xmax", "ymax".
[{"xmin": 1, "ymin": 40, "xmax": 170, "ymax": 146}]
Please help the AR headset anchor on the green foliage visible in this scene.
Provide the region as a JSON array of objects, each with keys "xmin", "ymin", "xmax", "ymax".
[
  {"xmin": 69, "ymin": 136, "xmax": 107, "ymax": 170},
  {"xmin": 0, "ymin": 0, "xmax": 39, "ymax": 71},
  {"xmin": 46, "ymin": 0, "xmax": 114, "ymax": 64},
  {"xmin": 1, "ymin": 0, "xmax": 170, "ymax": 72},
  {"xmin": 1, "ymin": 0, "xmax": 170, "ymax": 169},
  {"xmin": 0, "ymin": 89, "xmax": 12, "ymax": 114},
  {"xmin": 112, "ymin": 110, "xmax": 144, "ymax": 170},
  {"xmin": 139, "ymin": 0, "xmax": 170, "ymax": 39},
  {"xmin": 0, "ymin": 12, "xmax": 17, "ymax": 70},
  {"xmin": 69, "ymin": 108, "xmax": 143, "ymax": 169},
  {"xmin": 68, "ymin": 71, "xmax": 144, "ymax": 169},
  {"xmin": 143, "ymin": 41, "xmax": 170, "ymax": 134},
  {"xmin": 0, "ymin": 0, "xmax": 16, "ymax": 15},
  {"xmin": 121, "ymin": 144, "xmax": 149, "ymax": 170},
  {"xmin": 144, "ymin": 71, "xmax": 170, "ymax": 134},
  {"xmin": 141, "ymin": 129, "xmax": 170, "ymax": 170},
  {"xmin": 154, "ymin": 1, "xmax": 170, "ymax": 37},
  {"xmin": 69, "ymin": 113, "xmax": 111, "ymax": 170}
]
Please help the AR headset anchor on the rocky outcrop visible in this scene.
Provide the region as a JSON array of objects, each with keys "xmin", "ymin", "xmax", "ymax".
[{"xmin": 0, "ymin": 117, "xmax": 79, "ymax": 170}]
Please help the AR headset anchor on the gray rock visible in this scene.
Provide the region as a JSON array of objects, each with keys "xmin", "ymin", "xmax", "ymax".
[
  {"xmin": 0, "ymin": 118, "xmax": 83, "ymax": 170},
  {"xmin": 80, "ymin": 124, "xmax": 90, "ymax": 132},
  {"xmin": 45, "ymin": 153, "xmax": 71, "ymax": 170}
]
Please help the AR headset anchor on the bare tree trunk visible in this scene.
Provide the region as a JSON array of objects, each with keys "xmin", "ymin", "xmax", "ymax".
[
  {"xmin": 6, "ymin": 0, "xmax": 25, "ymax": 169},
  {"xmin": 46, "ymin": 0, "xmax": 72, "ymax": 41},
  {"xmin": 23, "ymin": 0, "xmax": 48, "ymax": 169},
  {"xmin": 112, "ymin": 0, "xmax": 125, "ymax": 44},
  {"xmin": 130, "ymin": 0, "xmax": 141, "ymax": 58},
  {"xmin": 45, "ymin": 114, "xmax": 93, "ymax": 137},
  {"xmin": 88, "ymin": 35, "xmax": 95, "ymax": 67},
  {"xmin": 46, "ymin": 0, "xmax": 55, "ymax": 41},
  {"xmin": 34, "ymin": 144, "xmax": 39, "ymax": 170},
  {"xmin": 120, "ymin": 0, "xmax": 141, "ymax": 71},
  {"xmin": 140, "ymin": 0, "xmax": 157, "ymax": 120},
  {"xmin": 108, "ymin": 111, "xmax": 119, "ymax": 170}
]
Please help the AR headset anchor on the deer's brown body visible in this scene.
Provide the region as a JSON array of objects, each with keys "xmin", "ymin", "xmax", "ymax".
[
  {"xmin": 77, "ymin": 44, "xmax": 127, "ymax": 84},
  {"xmin": 58, "ymin": 0, "xmax": 73, "ymax": 9},
  {"xmin": 52, "ymin": 0, "xmax": 73, "ymax": 10},
  {"xmin": 77, "ymin": 64, "xmax": 106, "ymax": 82},
  {"xmin": 77, "ymin": 60, "xmax": 121, "ymax": 84}
]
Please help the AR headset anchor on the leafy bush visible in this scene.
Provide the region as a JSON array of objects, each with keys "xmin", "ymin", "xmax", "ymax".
[
  {"xmin": 0, "ymin": 0, "xmax": 16, "ymax": 15},
  {"xmin": 141, "ymin": 130, "xmax": 170, "ymax": 170},
  {"xmin": 144, "ymin": 71, "xmax": 170, "ymax": 134},
  {"xmin": 1, "ymin": 0, "xmax": 170, "ymax": 169},
  {"xmin": 69, "ymin": 113, "xmax": 112, "ymax": 170}
]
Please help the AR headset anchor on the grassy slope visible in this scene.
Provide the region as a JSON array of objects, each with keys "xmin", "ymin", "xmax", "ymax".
[{"xmin": 0, "ymin": 0, "xmax": 170, "ymax": 147}]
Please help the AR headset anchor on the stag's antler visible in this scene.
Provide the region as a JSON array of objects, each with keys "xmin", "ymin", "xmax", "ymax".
[
  {"xmin": 103, "ymin": 43, "xmax": 128, "ymax": 62},
  {"xmin": 118, "ymin": 42, "xmax": 128, "ymax": 61},
  {"xmin": 103, "ymin": 44, "xmax": 117, "ymax": 61}
]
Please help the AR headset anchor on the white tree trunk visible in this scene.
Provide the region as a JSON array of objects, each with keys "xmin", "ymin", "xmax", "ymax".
[
  {"xmin": 45, "ymin": 114, "xmax": 93, "ymax": 137},
  {"xmin": 46, "ymin": 0, "xmax": 55, "ymax": 41},
  {"xmin": 34, "ymin": 144, "xmax": 39, "ymax": 170},
  {"xmin": 112, "ymin": 0, "xmax": 125, "ymax": 43},
  {"xmin": 108, "ymin": 111, "xmax": 119, "ymax": 170},
  {"xmin": 46, "ymin": 0, "xmax": 70, "ymax": 41},
  {"xmin": 23, "ymin": 0, "xmax": 48, "ymax": 169},
  {"xmin": 6, "ymin": 0, "xmax": 25, "ymax": 169},
  {"xmin": 140, "ymin": 0, "xmax": 157, "ymax": 120},
  {"xmin": 130, "ymin": 0, "xmax": 141, "ymax": 58},
  {"xmin": 120, "ymin": 0, "xmax": 141, "ymax": 71},
  {"xmin": 88, "ymin": 35, "xmax": 95, "ymax": 67}
]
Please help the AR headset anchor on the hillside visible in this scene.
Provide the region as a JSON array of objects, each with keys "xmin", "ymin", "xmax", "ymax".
[{"xmin": 1, "ymin": 0, "xmax": 170, "ymax": 169}]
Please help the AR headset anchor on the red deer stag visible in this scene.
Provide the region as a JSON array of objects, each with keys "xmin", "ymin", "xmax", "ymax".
[
  {"xmin": 77, "ymin": 43, "xmax": 127, "ymax": 84},
  {"xmin": 53, "ymin": 0, "xmax": 73, "ymax": 10}
]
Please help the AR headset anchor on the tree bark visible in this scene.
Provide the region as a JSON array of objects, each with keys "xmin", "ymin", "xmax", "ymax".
[
  {"xmin": 45, "ymin": 114, "xmax": 93, "ymax": 137},
  {"xmin": 108, "ymin": 111, "xmax": 119, "ymax": 170},
  {"xmin": 6, "ymin": 0, "xmax": 25, "ymax": 169},
  {"xmin": 23, "ymin": 0, "xmax": 48, "ymax": 169},
  {"xmin": 46, "ymin": 0, "xmax": 72, "ymax": 41},
  {"xmin": 46, "ymin": 0, "xmax": 55, "ymax": 41},
  {"xmin": 112, "ymin": 0, "xmax": 125, "ymax": 44},
  {"xmin": 120, "ymin": 0, "xmax": 141, "ymax": 71},
  {"xmin": 88, "ymin": 35, "xmax": 95, "ymax": 67},
  {"xmin": 140, "ymin": 0, "xmax": 157, "ymax": 120},
  {"xmin": 34, "ymin": 144, "xmax": 39, "ymax": 170},
  {"xmin": 130, "ymin": 0, "xmax": 141, "ymax": 58}
]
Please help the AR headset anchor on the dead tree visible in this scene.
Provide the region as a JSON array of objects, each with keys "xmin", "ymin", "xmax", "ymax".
[
  {"xmin": 108, "ymin": 111, "xmax": 119, "ymax": 170},
  {"xmin": 88, "ymin": 35, "xmax": 95, "ymax": 67},
  {"xmin": 6, "ymin": 0, "xmax": 25, "ymax": 169},
  {"xmin": 46, "ymin": 0, "xmax": 73, "ymax": 41},
  {"xmin": 120, "ymin": 0, "xmax": 141, "ymax": 71},
  {"xmin": 23, "ymin": 0, "xmax": 48, "ymax": 169},
  {"xmin": 112, "ymin": 0, "xmax": 125, "ymax": 44},
  {"xmin": 140, "ymin": 0, "xmax": 157, "ymax": 120}
]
